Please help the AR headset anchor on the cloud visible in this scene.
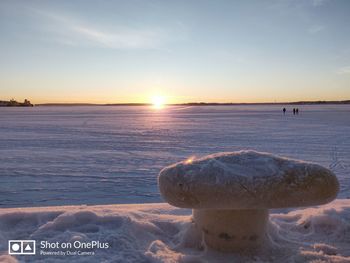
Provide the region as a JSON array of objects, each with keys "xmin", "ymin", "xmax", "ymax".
[
  {"xmin": 312, "ymin": 0, "xmax": 330, "ymax": 6},
  {"xmin": 336, "ymin": 66, "xmax": 350, "ymax": 75},
  {"xmin": 308, "ymin": 25, "xmax": 325, "ymax": 34},
  {"xmin": 29, "ymin": 8, "xmax": 175, "ymax": 49},
  {"xmin": 71, "ymin": 25, "xmax": 165, "ymax": 49}
]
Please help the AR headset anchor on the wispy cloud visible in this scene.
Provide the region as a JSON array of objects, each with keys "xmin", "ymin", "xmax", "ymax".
[
  {"xmin": 269, "ymin": 0, "xmax": 329, "ymax": 11},
  {"xmin": 29, "ymin": 8, "xmax": 177, "ymax": 49},
  {"xmin": 308, "ymin": 25, "xmax": 325, "ymax": 34},
  {"xmin": 336, "ymin": 66, "xmax": 350, "ymax": 75},
  {"xmin": 71, "ymin": 25, "xmax": 164, "ymax": 49},
  {"xmin": 312, "ymin": 0, "xmax": 330, "ymax": 7}
]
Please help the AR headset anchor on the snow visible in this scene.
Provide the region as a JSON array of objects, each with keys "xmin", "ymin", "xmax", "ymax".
[
  {"xmin": 0, "ymin": 200, "xmax": 350, "ymax": 262},
  {"xmin": 159, "ymin": 150, "xmax": 339, "ymax": 209},
  {"xmin": 1, "ymin": 105, "xmax": 350, "ymax": 207}
]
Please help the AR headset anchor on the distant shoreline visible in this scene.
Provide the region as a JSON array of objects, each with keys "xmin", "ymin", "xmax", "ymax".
[
  {"xmin": 0, "ymin": 99, "xmax": 33, "ymax": 107},
  {"xmin": 35, "ymin": 100, "xmax": 350, "ymax": 106}
]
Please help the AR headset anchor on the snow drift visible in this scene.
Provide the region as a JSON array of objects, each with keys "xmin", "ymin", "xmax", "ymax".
[{"xmin": 0, "ymin": 200, "xmax": 350, "ymax": 262}]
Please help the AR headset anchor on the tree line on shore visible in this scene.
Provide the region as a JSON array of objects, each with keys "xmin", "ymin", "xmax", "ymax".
[{"xmin": 0, "ymin": 99, "xmax": 33, "ymax": 107}]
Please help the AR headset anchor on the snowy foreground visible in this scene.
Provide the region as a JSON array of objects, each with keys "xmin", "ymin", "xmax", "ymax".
[{"xmin": 1, "ymin": 200, "xmax": 350, "ymax": 262}]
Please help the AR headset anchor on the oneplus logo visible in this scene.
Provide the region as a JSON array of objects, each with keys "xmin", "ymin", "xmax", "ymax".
[{"xmin": 8, "ymin": 240, "xmax": 36, "ymax": 255}]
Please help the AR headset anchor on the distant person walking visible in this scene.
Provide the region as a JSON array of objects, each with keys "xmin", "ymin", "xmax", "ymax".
[
  {"xmin": 296, "ymin": 108, "xmax": 299, "ymax": 114},
  {"xmin": 293, "ymin": 108, "xmax": 296, "ymax": 115},
  {"xmin": 283, "ymin": 108, "xmax": 286, "ymax": 114}
]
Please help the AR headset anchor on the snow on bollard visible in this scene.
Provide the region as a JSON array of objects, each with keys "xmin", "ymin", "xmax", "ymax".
[{"xmin": 158, "ymin": 150, "xmax": 339, "ymax": 253}]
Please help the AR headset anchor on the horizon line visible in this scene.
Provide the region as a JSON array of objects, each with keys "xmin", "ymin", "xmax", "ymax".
[{"xmin": 33, "ymin": 99, "xmax": 350, "ymax": 106}]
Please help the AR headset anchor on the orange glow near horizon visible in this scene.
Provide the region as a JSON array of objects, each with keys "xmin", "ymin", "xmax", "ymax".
[{"xmin": 3, "ymin": 92, "xmax": 349, "ymax": 105}]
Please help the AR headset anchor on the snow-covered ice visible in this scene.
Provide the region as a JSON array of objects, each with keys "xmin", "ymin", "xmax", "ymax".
[
  {"xmin": 1, "ymin": 105, "xmax": 350, "ymax": 262},
  {"xmin": 0, "ymin": 105, "xmax": 350, "ymax": 262},
  {"xmin": 1, "ymin": 105, "xmax": 350, "ymax": 207},
  {"xmin": 0, "ymin": 200, "xmax": 350, "ymax": 262}
]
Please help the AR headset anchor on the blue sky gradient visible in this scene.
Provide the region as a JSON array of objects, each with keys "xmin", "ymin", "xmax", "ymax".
[{"xmin": 0, "ymin": 0, "xmax": 349, "ymax": 103}]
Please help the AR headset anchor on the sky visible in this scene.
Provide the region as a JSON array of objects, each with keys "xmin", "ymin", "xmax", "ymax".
[{"xmin": 0, "ymin": 0, "xmax": 349, "ymax": 104}]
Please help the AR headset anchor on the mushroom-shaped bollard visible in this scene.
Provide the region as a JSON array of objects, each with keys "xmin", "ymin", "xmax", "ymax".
[{"xmin": 158, "ymin": 151, "xmax": 339, "ymax": 252}]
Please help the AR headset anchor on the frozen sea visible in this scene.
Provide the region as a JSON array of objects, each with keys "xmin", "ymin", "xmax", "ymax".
[{"xmin": 1, "ymin": 105, "xmax": 350, "ymax": 208}]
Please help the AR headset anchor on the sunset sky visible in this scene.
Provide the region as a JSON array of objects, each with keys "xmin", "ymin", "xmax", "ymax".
[{"xmin": 0, "ymin": 0, "xmax": 349, "ymax": 104}]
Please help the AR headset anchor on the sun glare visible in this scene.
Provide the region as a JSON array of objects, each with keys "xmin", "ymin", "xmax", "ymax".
[
  {"xmin": 185, "ymin": 156, "xmax": 196, "ymax": 164},
  {"xmin": 151, "ymin": 95, "xmax": 166, "ymax": 109}
]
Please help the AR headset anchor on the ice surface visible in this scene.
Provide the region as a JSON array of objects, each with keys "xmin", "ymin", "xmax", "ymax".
[
  {"xmin": 0, "ymin": 201, "xmax": 350, "ymax": 262},
  {"xmin": 1, "ymin": 105, "xmax": 350, "ymax": 207}
]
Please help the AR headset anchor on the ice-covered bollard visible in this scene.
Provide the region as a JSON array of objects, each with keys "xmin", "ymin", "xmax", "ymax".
[{"xmin": 158, "ymin": 150, "xmax": 339, "ymax": 252}]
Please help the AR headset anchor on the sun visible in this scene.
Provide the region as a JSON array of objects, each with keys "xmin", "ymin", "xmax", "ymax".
[{"xmin": 151, "ymin": 95, "xmax": 166, "ymax": 109}]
